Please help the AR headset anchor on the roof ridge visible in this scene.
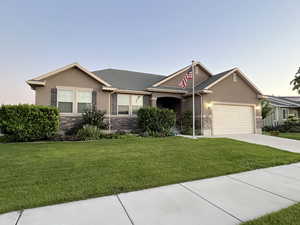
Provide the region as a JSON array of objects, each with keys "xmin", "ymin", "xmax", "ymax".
[{"xmin": 92, "ymin": 68, "xmax": 165, "ymax": 77}]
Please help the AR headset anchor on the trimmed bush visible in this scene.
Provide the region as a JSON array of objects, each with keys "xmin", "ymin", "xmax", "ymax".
[
  {"xmin": 82, "ymin": 110, "xmax": 107, "ymax": 129},
  {"xmin": 137, "ymin": 107, "xmax": 176, "ymax": 137},
  {"xmin": 179, "ymin": 111, "xmax": 193, "ymax": 134},
  {"xmin": 76, "ymin": 125, "xmax": 120, "ymax": 140},
  {"xmin": 77, "ymin": 125, "xmax": 103, "ymax": 141},
  {"xmin": 0, "ymin": 104, "xmax": 59, "ymax": 141}
]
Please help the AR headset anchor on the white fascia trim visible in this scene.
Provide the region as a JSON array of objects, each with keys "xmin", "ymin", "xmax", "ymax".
[
  {"xmin": 147, "ymin": 87, "xmax": 188, "ymax": 94},
  {"xmin": 31, "ymin": 63, "xmax": 112, "ymax": 87},
  {"xmin": 199, "ymin": 89, "xmax": 213, "ymax": 94},
  {"xmin": 205, "ymin": 68, "xmax": 263, "ymax": 95},
  {"xmin": 102, "ymin": 87, "xmax": 151, "ymax": 95},
  {"xmin": 102, "ymin": 86, "xmax": 117, "ymax": 91},
  {"xmin": 26, "ymin": 80, "xmax": 46, "ymax": 86},
  {"xmin": 116, "ymin": 89, "xmax": 152, "ymax": 95}
]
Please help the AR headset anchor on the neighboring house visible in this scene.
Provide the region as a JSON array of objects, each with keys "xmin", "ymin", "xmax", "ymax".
[
  {"xmin": 263, "ymin": 95, "xmax": 300, "ymax": 127},
  {"xmin": 26, "ymin": 62, "xmax": 264, "ymax": 135}
]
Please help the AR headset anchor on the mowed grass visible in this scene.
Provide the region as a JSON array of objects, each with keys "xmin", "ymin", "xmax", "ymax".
[
  {"xmin": 264, "ymin": 132, "xmax": 300, "ymax": 141},
  {"xmin": 242, "ymin": 203, "xmax": 300, "ymax": 225},
  {"xmin": 1, "ymin": 136, "xmax": 300, "ymax": 214}
]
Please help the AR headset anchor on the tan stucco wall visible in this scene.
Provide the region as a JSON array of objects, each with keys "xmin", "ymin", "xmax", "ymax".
[
  {"xmin": 159, "ymin": 65, "xmax": 210, "ymax": 89},
  {"xmin": 35, "ymin": 67, "xmax": 110, "ymax": 112},
  {"xmin": 201, "ymin": 72, "xmax": 261, "ymax": 135}
]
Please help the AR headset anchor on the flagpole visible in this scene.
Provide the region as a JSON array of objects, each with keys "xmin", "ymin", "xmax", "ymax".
[{"xmin": 192, "ymin": 60, "xmax": 195, "ymax": 138}]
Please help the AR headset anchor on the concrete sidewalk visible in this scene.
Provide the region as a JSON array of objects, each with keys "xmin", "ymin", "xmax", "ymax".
[
  {"xmin": 220, "ymin": 134, "xmax": 300, "ymax": 154},
  {"xmin": 2, "ymin": 163, "xmax": 300, "ymax": 225}
]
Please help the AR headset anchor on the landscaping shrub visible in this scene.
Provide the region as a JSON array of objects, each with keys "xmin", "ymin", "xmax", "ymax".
[
  {"xmin": 179, "ymin": 111, "xmax": 193, "ymax": 134},
  {"xmin": 0, "ymin": 104, "xmax": 59, "ymax": 141},
  {"xmin": 77, "ymin": 125, "xmax": 103, "ymax": 141},
  {"xmin": 263, "ymin": 116, "xmax": 300, "ymax": 133},
  {"xmin": 137, "ymin": 107, "xmax": 176, "ymax": 137},
  {"xmin": 76, "ymin": 125, "xmax": 120, "ymax": 140},
  {"xmin": 82, "ymin": 110, "xmax": 108, "ymax": 129}
]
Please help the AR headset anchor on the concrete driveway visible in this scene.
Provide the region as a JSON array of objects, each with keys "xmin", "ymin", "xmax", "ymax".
[
  {"xmin": 2, "ymin": 163, "xmax": 300, "ymax": 225},
  {"xmin": 220, "ymin": 134, "xmax": 300, "ymax": 153}
]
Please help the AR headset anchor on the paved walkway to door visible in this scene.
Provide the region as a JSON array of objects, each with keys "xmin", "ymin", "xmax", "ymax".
[
  {"xmin": 220, "ymin": 134, "xmax": 300, "ymax": 154},
  {"xmin": 2, "ymin": 162, "xmax": 300, "ymax": 225}
]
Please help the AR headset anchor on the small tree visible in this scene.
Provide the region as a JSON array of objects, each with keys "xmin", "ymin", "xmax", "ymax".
[
  {"xmin": 290, "ymin": 67, "xmax": 300, "ymax": 94},
  {"xmin": 261, "ymin": 100, "xmax": 273, "ymax": 119}
]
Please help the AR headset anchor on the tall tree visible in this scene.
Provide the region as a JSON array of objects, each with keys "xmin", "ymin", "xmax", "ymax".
[
  {"xmin": 290, "ymin": 67, "xmax": 300, "ymax": 94},
  {"xmin": 261, "ymin": 100, "xmax": 273, "ymax": 119}
]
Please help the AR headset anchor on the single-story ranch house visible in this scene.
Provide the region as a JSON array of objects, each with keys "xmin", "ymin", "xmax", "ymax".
[
  {"xmin": 27, "ymin": 62, "xmax": 264, "ymax": 135},
  {"xmin": 263, "ymin": 95, "xmax": 300, "ymax": 127}
]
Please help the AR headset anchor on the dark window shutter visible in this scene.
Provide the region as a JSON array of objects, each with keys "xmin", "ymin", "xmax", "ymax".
[
  {"xmin": 111, "ymin": 93, "xmax": 117, "ymax": 115},
  {"xmin": 92, "ymin": 91, "xmax": 97, "ymax": 110},
  {"xmin": 50, "ymin": 88, "xmax": 57, "ymax": 107},
  {"xmin": 143, "ymin": 95, "xmax": 150, "ymax": 107}
]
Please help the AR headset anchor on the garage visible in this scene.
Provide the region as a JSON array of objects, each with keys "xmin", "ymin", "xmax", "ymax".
[{"xmin": 212, "ymin": 104, "xmax": 255, "ymax": 135}]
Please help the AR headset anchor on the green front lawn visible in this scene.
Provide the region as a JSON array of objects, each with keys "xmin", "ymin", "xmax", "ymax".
[
  {"xmin": 264, "ymin": 132, "xmax": 300, "ymax": 141},
  {"xmin": 242, "ymin": 203, "xmax": 300, "ymax": 225},
  {"xmin": 1, "ymin": 136, "xmax": 300, "ymax": 214}
]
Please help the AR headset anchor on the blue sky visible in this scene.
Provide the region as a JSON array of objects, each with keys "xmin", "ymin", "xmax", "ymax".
[{"xmin": 1, "ymin": 0, "xmax": 300, "ymax": 104}]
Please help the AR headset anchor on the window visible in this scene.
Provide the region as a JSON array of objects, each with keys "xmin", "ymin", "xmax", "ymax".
[
  {"xmin": 132, "ymin": 95, "xmax": 143, "ymax": 115},
  {"xmin": 58, "ymin": 89, "xmax": 74, "ymax": 113},
  {"xmin": 117, "ymin": 94, "xmax": 130, "ymax": 115},
  {"xmin": 77, "ymin": 90, "xmax": 92, "ymax": 113},
  {"xmin": 282, "ymin": 108, "xmax": 288, "ymax": 120},
  {"xmin": 57, "ymin": 88, "xmax": 92, "ymax": 114},
  {"xmin": 117, "ymin": 94, "xmax": 143, "ymax": 116}
]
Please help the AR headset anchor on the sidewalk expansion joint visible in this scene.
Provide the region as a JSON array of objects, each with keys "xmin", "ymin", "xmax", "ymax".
[
  {"xmin": 227, "ymin": 175, "xmax": 297, "ymax": 203},
  {"xmin": 179, "ymin": 183, "xmax": 243, "ymax": 223},
  {"xmin": 116, "ymin": 195, "xmax": 135, "ymax": 225}
]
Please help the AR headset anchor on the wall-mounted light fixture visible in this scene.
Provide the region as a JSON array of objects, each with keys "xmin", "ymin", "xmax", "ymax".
[
  {"xmin": 206, "ymin": 102, "xmax": 213, "ymax": 108},
  {"xmin": 255, "ymin": 105, "xmax": 261, "ymax": 110}
]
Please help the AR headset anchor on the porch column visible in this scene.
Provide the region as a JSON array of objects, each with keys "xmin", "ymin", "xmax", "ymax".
[{"xmin": 151, "ymin": 97, "xmax": 157, "ymax": 107}]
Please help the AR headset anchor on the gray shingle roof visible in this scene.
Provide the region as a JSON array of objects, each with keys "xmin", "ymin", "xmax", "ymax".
[
  {"xmin": 266, "ymin": 96, "xmax": 300, "ymax": 108},
  {"xmin": 92, "ymin": 69, "xmax": 165, "ymax": 91},
  {"xmin": 92, "ymin": 67, "xmax": 237, "ymax": 93},
  {"xmin": 195, "ymin": 68, "xmax": 235, "ymax": 91}
]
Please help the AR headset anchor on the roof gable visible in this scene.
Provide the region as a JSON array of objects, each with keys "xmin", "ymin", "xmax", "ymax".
[
  {"xmin": 152, "ymin": 62, "xmax": 212, "ymax": 87},
  {"xmin": 196, "ymin": 68, "xmax": 262, "ymax": 95},
  {"xmin": 28, "ymin": 63, "xmax": 111, "ymax": 87}
]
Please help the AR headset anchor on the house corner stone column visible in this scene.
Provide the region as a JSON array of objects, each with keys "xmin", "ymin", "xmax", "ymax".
[{"xmin": 151, "ymin": 97, "xmax": 157, "ymax": 107}]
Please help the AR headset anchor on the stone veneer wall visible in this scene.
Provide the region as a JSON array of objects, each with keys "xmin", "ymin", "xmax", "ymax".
[
  {"xmin": 256, "ymin": 117, "xmax": 263, "ymax": 134},
  {"xmin": 60, "ymin": 115, "xmax": 138, "ymax": 133},
  {"xmin": 60, "ymin": 116, "xmax": 83, "ymax": 132},
  {"xmin": 109, "ymin": 117, "xmax": 138, "ymax": 131}
]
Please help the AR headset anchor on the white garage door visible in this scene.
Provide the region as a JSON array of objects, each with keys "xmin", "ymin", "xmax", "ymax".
[{"xmin": 212, "ymin": 104, "xmax": 254, "ymax": 135}]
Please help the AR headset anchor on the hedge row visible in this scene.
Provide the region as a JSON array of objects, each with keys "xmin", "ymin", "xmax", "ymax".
[{"xmin": 0, "ymin": 104, "xmax": 59, "ymax": 141}]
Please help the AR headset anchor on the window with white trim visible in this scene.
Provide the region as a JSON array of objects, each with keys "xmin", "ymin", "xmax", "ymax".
[
  {"xmin": 58, "ymin": 89, "xmax": 74, "ymax": 113},
  {"xmin": 57, "ymin": 88, "xmax": 92, "ymax": 113},
  {"xmin": 117, "ymin": 94, "xmax": 130, "ymax": 115},
  {"xmin": 132, "ymin": 95, "xmax": 143, "ymax": 115},
  {"xmin": 117, "ymin": 94, "xmax": 143, "ymax": 116},
  {"xmin": 77, "ymin": 90, "xmax": 92, "ymax": 113}
]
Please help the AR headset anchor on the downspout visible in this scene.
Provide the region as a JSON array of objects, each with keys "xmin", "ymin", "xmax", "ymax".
[
  {"xmin": 200, "ymin": 94, "xmax": 203, "ymax": 135},
  {"xmin": 108, "ymin": 92, "xmax": 111, "ymax": 133}
]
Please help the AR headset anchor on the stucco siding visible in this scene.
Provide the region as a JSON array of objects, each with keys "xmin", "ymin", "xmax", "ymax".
[
  {"xmin": 35, "ymin": 67, "xmax": 110, "ymax": 112},
  {"xmin": 159, "ymin": 65, "xmax": 210, "ymax": 89},
  {"xmin": 201, "ymin": 73, "xmax": 261, "ymax": 135}
]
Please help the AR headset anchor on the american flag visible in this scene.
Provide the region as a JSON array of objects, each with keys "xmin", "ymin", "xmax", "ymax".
[{"xmin": 178, "ymin": 66, "xmax": 193, "ymax": 88}]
